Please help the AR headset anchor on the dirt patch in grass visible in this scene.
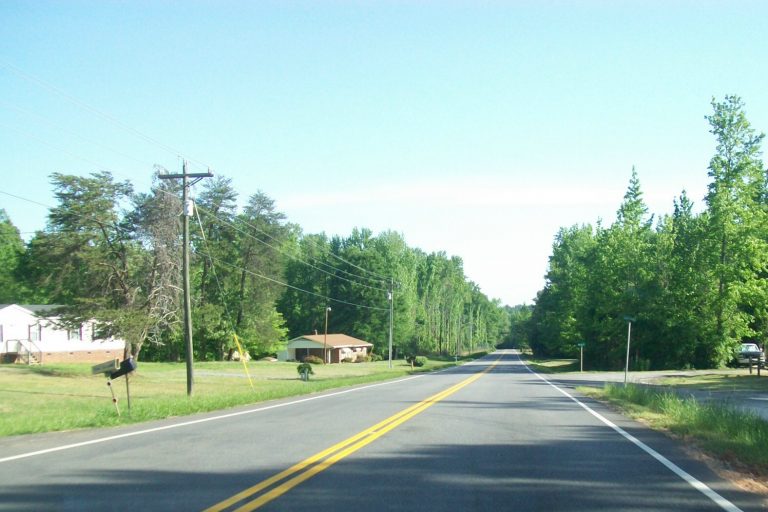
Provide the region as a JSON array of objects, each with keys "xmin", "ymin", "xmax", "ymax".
[{"xmin": 681, "ymin": 443, "xmax": 768, "ymax": 506}]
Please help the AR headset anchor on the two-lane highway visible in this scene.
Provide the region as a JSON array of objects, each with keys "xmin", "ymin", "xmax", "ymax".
[{"xmin": 0, "ymin": 351, "xmax": 762, "ymax": 511}]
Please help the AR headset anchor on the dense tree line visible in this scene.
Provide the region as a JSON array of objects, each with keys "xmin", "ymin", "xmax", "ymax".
[
  {"xmin": 523, "ymin": 96, "xmax": 767, "ymax": 370},
  {"xmin": 0, "ymin": 175, "xmax": 509, "ymax": 361}
]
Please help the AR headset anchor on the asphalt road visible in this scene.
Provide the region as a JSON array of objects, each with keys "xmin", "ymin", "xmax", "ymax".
[{"xmin": 0, "ymin": 350, "xmax": 763, "ymax": 511}]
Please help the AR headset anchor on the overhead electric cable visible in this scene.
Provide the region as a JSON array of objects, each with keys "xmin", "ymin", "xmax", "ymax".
[
  {"xmin": 0, "ymin": 190, "xmax": 55, "ymax": 211},
  {"xmin": 0, "ymin": 100, "xmax": 156, "ymax": 169},
  {"xmin": 0, "ymin": 59, "xmax": 210, "ymax": 171},
  {"xmin": 301, "ymin": 233, "xmax": 391, "ymax": 283},
  {"xmin": 196, "ymin": 202, "xmax": 387, "ymax": 286},
  {"xmin": 0, "ymin": 60, "xmax": 392, "ymax": 288},
  {"xmin": 1, "ymin": 122, "xmax": 123, "ymax": 175},
  {"xmin": 206, "ymin": 255, "xmax": 387, "ymax": 311},
  {"xmin": 196, "ymin": 206, "xmax": 389, "ymax": 293}
]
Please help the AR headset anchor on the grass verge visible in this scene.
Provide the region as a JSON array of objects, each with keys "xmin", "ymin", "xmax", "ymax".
[
  {"xmin": 0, "ymin": 355, "xmax": 477, "ymax": 437},
  {"xmin": 579, "ymin": 383, "xmax": 768, "ymax": 476},
  {"xmin": 656, "ymin": 373, "xmax": 768, "ymax": 392}
]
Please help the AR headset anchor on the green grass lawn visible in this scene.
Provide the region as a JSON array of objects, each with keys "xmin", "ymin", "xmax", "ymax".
[{"xmin": 0, "ymin": 356, "xmax": 469, "ymax": 437}]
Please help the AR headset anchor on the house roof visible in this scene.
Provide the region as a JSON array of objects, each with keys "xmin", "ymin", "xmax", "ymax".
[
  {"xmin": 0, "ymin": 304, "xmax": 64, "ymax": 315},
  {"xmin": 289, "ymin": 334, "xmax": 373, "ymax": 348}
]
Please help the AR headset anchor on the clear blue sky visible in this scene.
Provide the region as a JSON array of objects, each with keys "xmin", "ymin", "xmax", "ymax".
[{"xmin": 1, "ymin": 1, "xmax": 767, "ymax": 306}]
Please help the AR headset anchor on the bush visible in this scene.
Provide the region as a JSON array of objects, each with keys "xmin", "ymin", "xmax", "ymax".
[
  {"xmin": 303, "ymin": 355, "xmax": 324, "ymax": 364},
  {"xmin": 296, "ymin": 362, "xmax": 314, "ymax": 381},
  {"xmin": 342, "ymin": 357, "xmax": 355, "ymax": 363},
  {"xmin": 405, "ymin": 354, "xmax": 425, "ymax": 367},
  {"xmin": 370, "ymin": 353, "xmax": 382, "ymax": 362}
]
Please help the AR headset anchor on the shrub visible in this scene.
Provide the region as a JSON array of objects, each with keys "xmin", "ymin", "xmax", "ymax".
[
  {"xmin": 370, "ymin": 353, "xmax": 382, "ymax": 362},
  {"xmin": 405, "ymin": 354, "xmax": 427, "ymax": 367},
  {"xmin": 342, "ymin": 357, "xmax": 355, "ymax": 363},
  {"xmin": 296, "ymin": 362, "xmax": 314, "ymax": 381},
  {"xmin": 303, "ymin": 355, "xmax": 324, "ymax": 364}
]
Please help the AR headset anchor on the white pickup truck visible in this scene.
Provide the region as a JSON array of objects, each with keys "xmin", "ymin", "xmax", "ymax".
[{"xmin": 736, "ymin": 343, "xmax": 765, "ymax": 366}]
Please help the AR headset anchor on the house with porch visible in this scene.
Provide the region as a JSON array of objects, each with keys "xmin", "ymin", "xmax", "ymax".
[
  {"xmin": 0, "ymin": 304, "xmax": 126, "ymax": 364},
  {"xmin": 282, "ymin": 334, "xmax": 374, "ymax": 363}
]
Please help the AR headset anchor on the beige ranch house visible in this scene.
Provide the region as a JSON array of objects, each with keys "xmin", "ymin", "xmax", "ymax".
[
  {"xmin": 0, "ymin": 304, "xmax": 126, "ymax": 364},
  {"xmin": 281, "ymin": 334, "xmax": 373, "ymax": 364}
]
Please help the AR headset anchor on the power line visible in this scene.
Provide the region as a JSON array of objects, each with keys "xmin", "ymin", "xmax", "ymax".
[
  {"xmin": 205, "ymin": 254, "xmax": 388, "ymax": 312},
  {"xmin": 194, "ymin": 198, "xmax": 387, "ymax": 287},
  {"xmin": 2, "ymin": 184, "xmax": 393, "ymax": 297},
  {"xmin": 0, "ymin": 60, "xmax": 391, "ymax": 287},
  {"xmin": 0, "ymin": 59, "xmax": 210, "ymax": 172},
  {"xmin": 0, "ymin": 100, "xmax": 156, "ymax": 169},
  {"xmin": 0, "ymin": 190, "xmax": 55, "ymax": 211},
  {"xmin": 1, "ymin": 187, "xmax": 389, "ymax": 312},
  {"xmin": 293, "ymin": 235, "xmax": 390, "ymax": 287},
  {"xmin": 298, "ymin": 232, "xmax": 391, "ymax": 283},
  {"xmin": 1, "ymin": 89, "xmax": 389, "ymax": 288},
  {"xmin": 196, "ymin": 206, "xmax": 389, "ymax": 293},
  {"xmin": 0, "ymin": 122, "xmax": 123, "ymax": 175}
]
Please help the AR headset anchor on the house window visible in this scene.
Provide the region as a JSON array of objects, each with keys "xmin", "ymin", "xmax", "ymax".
[
  {"xmin": 68, "ymin": 326, "xmax": 83, "ymax": 341},
  {"xmin": 29, "ymin": 324, "xmax": 41, "ymax": 342}
]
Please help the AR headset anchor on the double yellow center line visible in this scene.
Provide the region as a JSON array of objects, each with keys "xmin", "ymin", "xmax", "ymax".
[{"xmin": 204, "ymin": 357, "xmax": 500, "ymax": 512}]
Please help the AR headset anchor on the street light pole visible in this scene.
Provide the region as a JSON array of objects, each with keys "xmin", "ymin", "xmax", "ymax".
[
  {"xmin": 388, "ymin": 278, "xmax": 393, "ymax": 369},
  {"xmin": 623, "ymin": 316, "xmax": 635, "ymax": 385},
  {"xmin": 324, "ymin": 306, "xmax": 331, "ymax": 364}
]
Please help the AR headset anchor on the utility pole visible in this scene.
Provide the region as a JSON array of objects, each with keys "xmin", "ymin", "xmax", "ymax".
[
  {"xmin": 159, "ymin": 161, "xmax": 212, "ymax": 396},
  {"xmin": 388, "ymin": 278, "xmax": 394, "ymax": 368},
  {"xmin": 324, "ymin": 306, "xmax": 331, "ymax": 364}
]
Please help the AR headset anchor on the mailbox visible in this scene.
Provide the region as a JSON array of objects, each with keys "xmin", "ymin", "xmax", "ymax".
[
  {"xmin": 110, "ymin": 357, "xmax": 137, "ymax": 380},
  {"xmin": 91, "ymin": 359, "xmax": 119, "ymax": 375}
]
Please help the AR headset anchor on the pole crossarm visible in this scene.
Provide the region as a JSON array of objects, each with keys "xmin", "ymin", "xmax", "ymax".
[{"xmin": 159, "ymin": 171, "xmax": 214, "ymax": 179}]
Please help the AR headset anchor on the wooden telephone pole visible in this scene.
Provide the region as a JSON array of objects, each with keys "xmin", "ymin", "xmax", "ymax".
[{"xmin": 159, "ymin": 161, "xmax": 212, "ymax": 396}]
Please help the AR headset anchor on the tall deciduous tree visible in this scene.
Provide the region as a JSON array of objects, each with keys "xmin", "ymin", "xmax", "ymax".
[
  {"xmin": 704, "ymin": 95, "xmax": 767, "ymax": 365},
  {"xmin": 231, "ymin": 191, "xmax": 291, "ymax": 356}
]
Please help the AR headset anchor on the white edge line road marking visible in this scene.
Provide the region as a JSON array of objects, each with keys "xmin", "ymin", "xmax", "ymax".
[
  {"xmin": 0, "ymin": 374, "xmax": 429, "ymax": 464},
  {"xmin": 518, "ymin": 354, "xmax": 743, "ymax": 512}
]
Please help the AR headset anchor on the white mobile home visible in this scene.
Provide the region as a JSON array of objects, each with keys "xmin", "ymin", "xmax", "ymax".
[{"xmin": 0, "ymin": 304, "xmax": 126, "ymax": 364}]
